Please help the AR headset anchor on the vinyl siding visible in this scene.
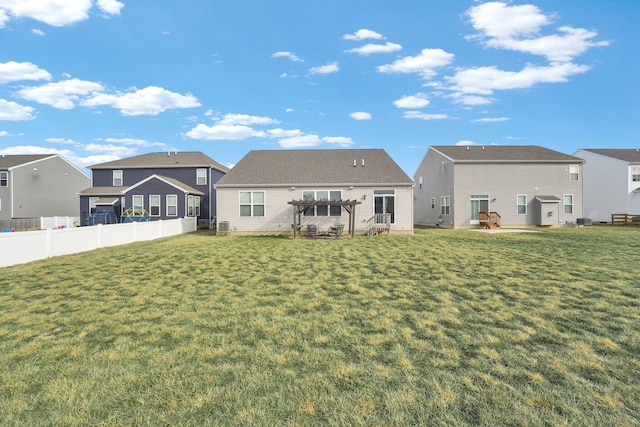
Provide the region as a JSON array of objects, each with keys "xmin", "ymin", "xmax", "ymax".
[
  {"xmin": 216, "ymin": 185, "xmax": 413, "ymax": 235},
  {"xmin": 11, "ymin": 156, "xmax": 90, "ymax": 219}
]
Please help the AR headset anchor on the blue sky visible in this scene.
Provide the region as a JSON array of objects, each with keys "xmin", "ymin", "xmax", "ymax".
[{"xmin": 0, "ymin": 0, "xmax": 637, "ymax": 176}]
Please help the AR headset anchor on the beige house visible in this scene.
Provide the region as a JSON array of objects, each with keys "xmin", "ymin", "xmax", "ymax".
[
  {"xmin": 414, "ymin": 145, "xmax": 585, "ymax": 229},
  {"xmin": 215, "ymin": 149, "xmax": 414, "ymax": 236}
]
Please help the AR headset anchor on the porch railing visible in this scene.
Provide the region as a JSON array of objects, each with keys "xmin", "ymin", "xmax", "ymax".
[
  {"xmin": 611, "ymin": 213, "xmax": 640, "ymax": 226},
  {"xmin": 366, "ymin": 213, "xmax": 392, "ymax": 236},
  {"xmin": 479, "ymin": 211, "xmax": 501, "ymax": 229}
]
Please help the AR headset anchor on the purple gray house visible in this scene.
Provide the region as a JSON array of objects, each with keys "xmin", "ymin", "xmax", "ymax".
[{"xmin": 79, "ymin": 152, "xmax": 228, "ymax": 226}]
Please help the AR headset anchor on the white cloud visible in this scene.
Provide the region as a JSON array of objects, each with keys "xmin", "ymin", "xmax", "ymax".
[
  {"xmin": 342, "ymin": 29, "xmax": 384, "ymax": 41},
  {"xmin": 449, "ymin": 93, "xmax": 495, "ymax": 106},
  {"xmin": 31, "ymin": 28, "xmax": 44, "ymax": 36},
  {"xmin": 103, "ymin": 138, "xmax": 169, "ymax": 148},
  {"xmin": 278, "ymin": 134, "xmax": 322, "ymax": 148},
  {"xmin": 217, "ymin": 113, "xmax": 280, "ymax": 126},
  {"xmin": 185, "ymin": 124, "xmax": 267, "ymax": 141},
  {"xmin": 349, "ymin": 111, "xmax": 372, "ymax": 120},
  {"xmin": 0, "ymin": 0, "xmax": 122, "ymax": 27},
  {"xmin": 322, "ymin": 136, "xmax": 354, "ymax": 146},
  {"xmin": 0, "ymin": 99, "xmax": 36, "ymax": 121},
  {"xmin": 447, "ymin": 62, "xmax": 590, "ymax": 96},
  {"xmin": 346, "ymin": 42, "xmax": 402, "ymax": 56},
  {"xmin": 471, "ymin": 117, "xmax": 509, "ymax": 123},
  {"xmin": 0, "ymin": 61, "xmax": 51, "ymax": 83},
  {"xmin": 378, "ymin": 48, "xmax": 454, "ymax": 79},
  {"xmin": 83, "ymin": 143, "xmax": 137, "ymax": 157},
  {"xmin": 309, "ymin": 62, "xmax": 339, "ymax": 75},
  {"xmin": 271, "ymin": 51, "xmax": 303, "ymax": 62},
  {"xmin": 18, "ymin": 78, "xmax": 104, "ymax": 109},
  {"xmin": 456, "ymin": 140, "xmax": 478, "ymax": 146},
  {"xmin": 402, "ymin": 111, "xmax": 449, "ymax": 121},
  {"xmin": 0, "ymin": 130, "xmax": 8, "ymax": 137},
  {"xmin": 46, "ymin": 137, "xmax": 77, "ymax": 145},
  {"xmin": 393, "ymin": 93, "xmax": 430, "ymax": 109},
  {"xmin": 82, "ymin": 86, "xmax": 201, "ymax": 116},
  {"xmin": 96, "ymin": 0, "xmax": 124, "ymax": 16},
  {"xmin": 466, "ymin": 2, "xmax": 608, "ymax": 62},
  {"xmin": 267, "ymin": 128, "xmax": 304, "ymax": 138}
]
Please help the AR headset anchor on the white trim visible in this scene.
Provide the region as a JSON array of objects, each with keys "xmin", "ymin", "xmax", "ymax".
[{"xmin": 149, "ymin": 194, "xmax": 161, "ymax": 217}]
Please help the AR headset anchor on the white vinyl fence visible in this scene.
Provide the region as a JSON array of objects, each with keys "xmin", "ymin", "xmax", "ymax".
[{"xmin": 0, "ymin": 217, "xmax": 197, "ymax": 268}]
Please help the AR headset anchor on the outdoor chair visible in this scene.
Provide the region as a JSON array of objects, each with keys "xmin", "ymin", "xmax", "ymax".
[
  {"xmin": 306, "ymin": 224, "xmax": 319, "ymax": 239},
  {"xmin": 328, "ymin": 223, "xmax": 344, "ymax": 238}
]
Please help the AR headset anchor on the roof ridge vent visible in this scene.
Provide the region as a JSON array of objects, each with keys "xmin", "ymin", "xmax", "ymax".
[{"xmin": 361, "ymin": 158, "xmax": 365, "ymax": 167}]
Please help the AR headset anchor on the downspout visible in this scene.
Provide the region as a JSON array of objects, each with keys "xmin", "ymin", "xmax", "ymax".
[{"xmin": 209, "ymin": 168, "xmax": 213, "ymax": 224}]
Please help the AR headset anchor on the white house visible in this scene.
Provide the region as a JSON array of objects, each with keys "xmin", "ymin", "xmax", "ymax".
[
  {"xmin": 573, "ymin": 149, "xmax": 640, "ymax": 223},
  {"xmin": 215, "ymin": 149, "xmax": 414, "ymax": 236}
]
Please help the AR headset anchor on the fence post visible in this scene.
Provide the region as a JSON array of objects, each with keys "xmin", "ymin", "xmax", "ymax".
[{"xmin": 46, "ymin": 228, "xmax": 52, "ymax": 258}]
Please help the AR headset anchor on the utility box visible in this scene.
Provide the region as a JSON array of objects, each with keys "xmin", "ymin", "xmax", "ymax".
[
  {"xmin": 577, "ymin": 218, "xmax": 592, "ymax": 226},
  {"xmin": 217, "ymin": 221, "xmax": 231, "ymax": 235}
]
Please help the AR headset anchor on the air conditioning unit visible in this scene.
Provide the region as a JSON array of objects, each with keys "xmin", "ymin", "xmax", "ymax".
[{"xmin": 217, "ymin": 221, "xmax": 231, "ymax": 235}]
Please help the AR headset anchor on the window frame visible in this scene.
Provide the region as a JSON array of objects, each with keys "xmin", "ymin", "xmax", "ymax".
[
  {"xmin": 187, "ymin": 195, "xmax": 195, "ymax": 216},
  {"xmin": 113, "ymin": 170, "xmax": 123, "ymax": 186},
  {"xmin": 440, "ymin": 195, "xmax": 450, "ymax": 215},
  {"xmin": 239, "ymin": 191, "xmax": 265, "ymax": 217},
  {"xmin": 149, "ymin": 195, "xmax": 161, "ymax": 217},
  {"xmin": 569, "ymin": 164, "xmax": 579, "ymax": 181},
  {"xmin": 196, "ymin": 168, "xmax": 207, "ymax": 186},
  {"xmin": 563, "ymin": 194, "xmax": 574, "ymax": 214},
  {"xmin": 195, "ymin": 196, "xmax": 201, "ymax": 217},
  {"xmin": 0, "ymin": 171, "xmax": 7, "ymax": 187},
  {"xmin": 430, "ymin": 197, "xmax": 435, "ymax": 210},
  {"xmin": 302, "ymin": 190, "xmax": 342, "ymax": 217},
  {"xmin": 132, "ymin": 195, "xmax": 144, "ymax": 212},
  {"xmin": 166, "ymin": 195, "xmax": 178, "ymax": 216},
  {"xmin": 89, "ymin": 197, "xmax": 99, "ymax": 214},
  {"xmin": 517, "ymin": 194, "xmax": 527, "ymax": 215},
  {"xmin": 632, "ymin": 166, "xmax": 640, "ymax": 182}
]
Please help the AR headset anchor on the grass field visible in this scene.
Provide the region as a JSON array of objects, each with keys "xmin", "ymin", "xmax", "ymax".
[{"xmin": 0, "ymin": 227, "xmax": 639, "ymax": 426}]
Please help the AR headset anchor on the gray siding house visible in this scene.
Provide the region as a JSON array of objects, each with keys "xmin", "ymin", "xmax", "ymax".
[
  {"xmin": 215, "ymin": 149, "xmax": 414, "ymax": 236},
  {"xmin": 79, "ymin": 152, "xmax": 228, "ymax": 226},
  {"xmin": 0, "ymin": 154, "xmax": 90, "ymax": 222},
  {"xmin": 414, "ymin": 146, "xmax": 584, "ymax": 229},
  {"xmin": 573, "ymin": 149, "xmax": 640, "ymax": 223}
]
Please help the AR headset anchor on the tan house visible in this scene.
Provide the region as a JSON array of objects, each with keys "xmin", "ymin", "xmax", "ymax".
[
  {"xmin": 414, "ymin": 145, "xmax": 585, "ymax": 229},
  {"xmin": 215, "ymin": 149, "xmax": 414, "ymax": 236}
]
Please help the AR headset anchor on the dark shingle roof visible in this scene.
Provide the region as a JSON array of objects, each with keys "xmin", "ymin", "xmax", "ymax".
[
  {"xmin": 78, "ymin": 187, "xmax": 124, "ymax": 196},
  {"xmin": 0, "ymin": 154, "xmax": 53, "ymax": 169},
  {"xmin": 580, "ymin": 149, "xmax": 640, "ymax": 163},
  {"xmin": 89, "ymin": 151, "xmax": 229, "ymax": 173},
  {"xmin": 431, "ymin": 145, "xmax": 583, "ymax": 163},
  {"xmin": 216, "ymin": 149, "xmax": 413, "ymax": 186}
]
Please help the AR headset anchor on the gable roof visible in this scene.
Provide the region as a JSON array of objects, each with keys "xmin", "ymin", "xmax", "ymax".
[
  {"xmin": 216, "ymin": 149, "xmax": 413, "ymax": 187},
  {"xmin": 89, "ymin": 151, "xmax": 229, "ymax": 173},
  {"xmin": 124, "ymin": 174, "xmax": 204, "ymax": 195},
  {"xmin": 579, "ymin": 149, "xmax": 640, "ymax": 163},
  {"xmin": 430, "ymin": 145, "xmax": 583, "ymax": 163},
  {"xmin": 0, "ymin": 154, "xmax": 54, "ymax": 169}
]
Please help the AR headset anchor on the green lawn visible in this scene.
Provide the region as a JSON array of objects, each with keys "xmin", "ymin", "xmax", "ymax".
[{"xmin": 1, "ymin": 227, "xmax": 639, "ymax": 426}]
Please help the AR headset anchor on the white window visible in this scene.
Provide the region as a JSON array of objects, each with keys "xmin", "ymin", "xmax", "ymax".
[
  {"xmin": 430, "ymin": 197, "xmax": 435, "ymax": 209},
  {"xmin": 149, "ymin": 195, "xmax": 161, "ymax": 216},
  {"xmin": 196, "ymin": 168, "xmax": 207, "ymax": 185},
  {"xmin": 632, "ymin": 167, "xmax": 640, "ymax": 182},
  {"xmin": 187, "ymin": 195, "xmax": 195, "ymax": 216},
  {"xmin": 113, "ymin": 170, "xmax": 123, "ymax": 186},
  {"xmin": 418, "ymin": 176, "xmax": 423, "ymax": 190},
  {"xmin": 89, "ymin": 197, "xmax": 99, "ymax": 214},
  {"xmin": 569, "ymin": 164, "xmax": 579, "ymax": 181},
  {"xmin": 563, "ymin": 194, "xmax": 574, "ymax": 214},
  {"xmin": 166, "ymin": 195, "xmax": 177, "ymax": 216},
  {"xmin": 0, "ymin": 171, "xmax": 7, "ymax": 187},
  {"xmin": 132, "ymin": 195, "xmax": 144, "ymax": 211},
  {"xmin": 517, "ymin": 194, "xmax": 527, "ymax": 215},
  {"xmin": 440, "ymin": 195, "xmax": 450, "ymax": 215},
  {"xmin": 195, "ymin": 196, "xmax": 201, "ymax": 217},
  {"xmin": 240, "ymin": 191, "xmax": 265, "ymax": 217},
  {"xmin": 302, "ymin": 190, "xmax": 341, "ymax": 217}
]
